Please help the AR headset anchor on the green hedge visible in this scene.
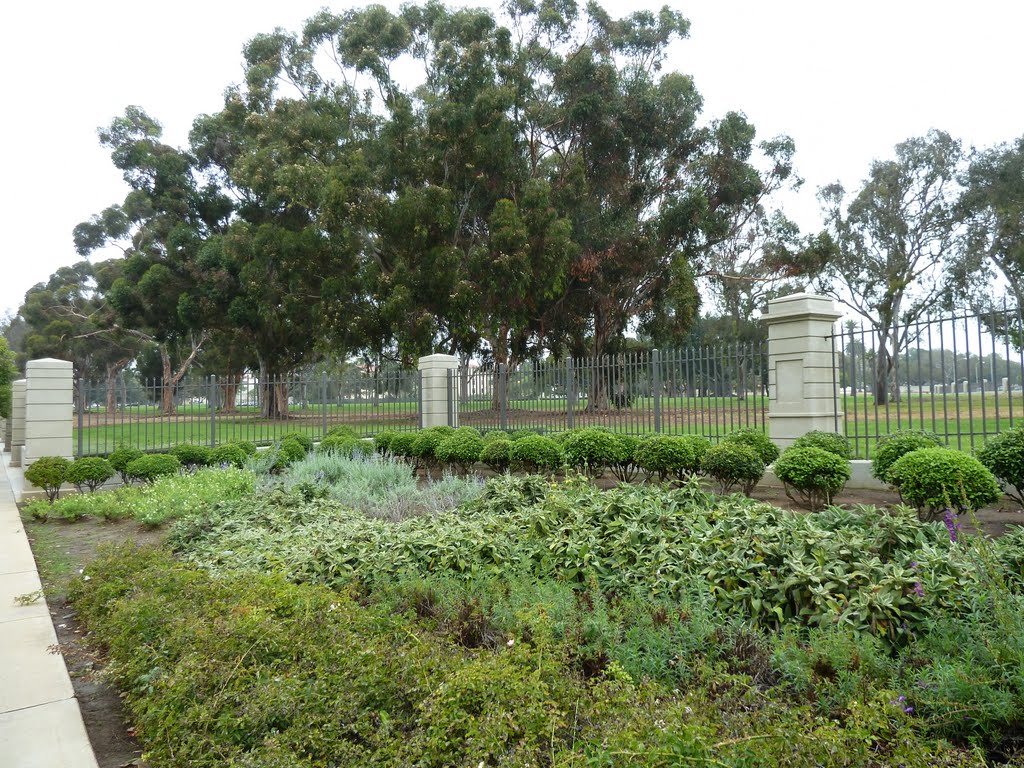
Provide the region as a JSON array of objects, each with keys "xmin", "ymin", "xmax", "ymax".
[
  {"xmin": 773, "ymin": 446, "xmax": 851, "ymax": 510},
  {"xmin": 888, "ymin": 447, "xmax": 1000, "ymax": 520}
]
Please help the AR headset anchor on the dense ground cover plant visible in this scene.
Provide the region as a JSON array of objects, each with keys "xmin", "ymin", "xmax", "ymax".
[
  {"xmin": 723, "ymin": 428, "xmax": 779, "ymax": 465},
  {"xmin": 25, "ymin": 467, "xmax": 254, "ymax": 524},
  {"xmin": 126, "ymin": 453, "xmax": 181, "ymax": 483},
  {"xmin": 24, "ymin": 456, "xmax": 70, "ymax": 503},
  {"xmin": 888, "ymin": 447, "xmax": 1001, "ymax": 520},
  {"xmin": 773, "ymin": 445, "xmax": 852, "ymax": 510},
  {"xmin": 871, "ymin": 429, "xmax": 945, "ymax": 483},
  {"xmin": 66, "ymin": 456, "xmax": 114, "ymax": 493},
  {"xmin": 69, "ymin": 544, "xmax": 993, "ymax": 767},
  {"xmin": 701, "ymin": 442, "xmax": 764, "ymax": 494},
  {"xmin": 792, "ymin": 430, "xmax": 852, "ymax": 459},
  {"xmin": 977, "ymin": 426, "xmax": 1024, "ymax": 506}
]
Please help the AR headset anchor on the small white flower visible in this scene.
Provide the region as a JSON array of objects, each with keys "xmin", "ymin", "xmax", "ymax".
[
  {"xmin": 82, "ymin": 575, "xmax": 91, "ymax": 581},
  {"xmin": 506, "ymin": 638, "xmax": 515, "ymax": 647}
]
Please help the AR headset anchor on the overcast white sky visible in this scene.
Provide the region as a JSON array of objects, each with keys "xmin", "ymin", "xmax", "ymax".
[{"xmin": 1, "ymin": 0, "xmax": 1022, "ymax": 319}]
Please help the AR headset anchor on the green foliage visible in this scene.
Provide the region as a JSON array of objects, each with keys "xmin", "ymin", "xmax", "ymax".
[
  {"xmin": 266, "ymin": 437, "xmax": 308, "ymax": 473},
  {"xmin": 773, "ymin": 446, "xmax": 851, "ymax": 510},
  {"xmin": 125, "ymin": 453, "xmax": 181, "ymax": 483},
  {"xmin": 976, "ymin": 427, "xmax": 1024, "ymax": 506},
  {"xmin": 434, "ymin": 428, "xmax": 484, "ymax": 473},
  {"xmin": 411, "ymin": 426, "xmax": 456, "ymax": 467},
  {"xmin": 0, "ymin": 337, "xmax": 15, "ymax": 419},
  {"xmin": 318, "ymin": 433, "xmax": 374, "ymax": 459},
  {"xmin": 25, "ymin": 456, "xmax": 71, "ymax": 503},
  {"xmin": 507, "ymin": 434, "xmax": 562, "ymax": 473},
  {"xmin": 479, "ymin": 438, "xmax": 512, "ymax": 473},
  {"xmin": 170, "ymin": 443, "xmax": 212, "ymax": 470},
  {"xmin": 723, "ymin": 428, "xmax": 779, "ymax": 465},
  {"xmin": 235, "ymin": 440, "xmax": 258, "ymax": 457},
  {"xmin": 561, "ymin": 428, "xmax": 626, "ymax": 476},
  {"xmin": 792, "ymin": 430, "xmax": 852, "ymax": 459},
  {"xmin": 888, "ymin": 447, "xmax": 1001, "ymax": 520},
  {"xmin": 66, "ymin": 457, "xmax": 115, "ymax": 493},
  {"xmin": 609, "ymin": 434, "xmax": 640, "ymax": 482},
  {"xmin": 508, "ymin": 429, "xmax": 539, "ymax": 441},
  {"xmin": 373, "ymin": 430, "xmax": 398, "ymax": 454},
  {"xmin": 210, "ymin": 444, "xmax": 248, "ymax": 468},
  {"xmin": 108, "ymin": 445, "xmax": 144, "ymax": 484},
  {"xmin": 701, "ymin": 442, "xmax": 765, "ymax": 495},
  {"xmin": 280, "ymin": 431, "xmax": 314, "ymax": 452},
  {"xmin": 633, "ymin": 435, "xmax": 709, "ymax": 482},
  {"xmin": 872, "ymin": 430, "xmax": 945, "ymax": 483},
  {"xmin": 386, "ymin": 431, "xmax": 418, "ymax": 459},
  {"xmin": 325, "ymin": 424, "xmax": 359, "ymax": 440},
  {"xmin": 482, "ymin": 430, "xmax": 509, "ymax": 444}
]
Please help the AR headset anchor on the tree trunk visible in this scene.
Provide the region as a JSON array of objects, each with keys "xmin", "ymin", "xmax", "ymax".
[
  {"xmin": 160, "ymin": 347, "xmax": 177, "ymax": 416},
  {"xmin": 258, "ymin": 363, "xmax": 290, "ymax": 420},
  {"xmin": 219, "ymin": 373, "xmax": 241, "ymax": 413},
  {"xmin": 104, "ymin": 358, "xmax": 131, "ymax": 413},
  {"xmin": 874, "ymin": 338, "xmax": 895, "ymax": 405}
]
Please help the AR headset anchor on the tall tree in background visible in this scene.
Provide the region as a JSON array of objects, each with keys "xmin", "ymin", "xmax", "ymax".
[
  {"xmin": 74, "ymin": 107, "xmax": 232, "ymax": 414},
  {"xmin": 814, "ymin": 130, "xmax": 964, "ymax": 404},
  {"xmin": 0, "ymin": 337, "xmax": 15, "ymax": 420}
]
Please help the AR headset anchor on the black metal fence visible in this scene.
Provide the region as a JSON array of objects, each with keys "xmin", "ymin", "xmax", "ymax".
[
  {"xmin": 830, "ymin": 303, "xmax": 1024, "ymax": 458},
  {"xmin": 75, "ymin": 368, "xmax": 421, "ymax": 457},
  {"xmin": 455, "ymin": 343, "xmax": 769, "ymax": 440}
]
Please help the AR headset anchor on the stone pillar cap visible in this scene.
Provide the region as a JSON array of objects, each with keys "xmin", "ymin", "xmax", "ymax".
[{"xmin": 763, "ymin": 292, "xmax": 841, "ymax": 321}]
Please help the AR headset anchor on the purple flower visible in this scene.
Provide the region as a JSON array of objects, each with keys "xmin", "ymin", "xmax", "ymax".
[
  {"xmin": 909, "ymin": 561, "xmax": 918, "ymax": 570},
  {"xmin": 943, "ymin": 509, "xmax": 961, "ymax": 543},
  {"xmin": 903, "ymin": 705, "xmax": 914, "ymax": 714},
  {"xmin": 913, "ymin": 582, "xmax": 925, "ymax": 597}
]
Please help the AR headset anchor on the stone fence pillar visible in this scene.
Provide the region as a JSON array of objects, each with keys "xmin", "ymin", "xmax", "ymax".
[
  {"xmin": 9, "ymin": 379, "xmax": 26, "ymax": 466},
  {"xmin": 418, "ymin": 354, "xmax": 460, "ymax": 429},
  {"xmin": 23, "ymin": 359, "xmax": 73, "ymax": 466},
  {"xmin": 763, "ymin": 293, "xmax": 843, "ymax": 449}
]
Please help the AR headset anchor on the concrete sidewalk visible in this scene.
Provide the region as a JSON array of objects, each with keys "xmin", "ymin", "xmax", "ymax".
[{"xmin": 0, "ymin": 451, "xmax": 98, "ymax": 768}]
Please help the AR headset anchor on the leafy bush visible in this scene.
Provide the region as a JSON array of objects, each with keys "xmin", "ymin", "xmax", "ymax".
[
  {"xmin": 773, "ymin": 446, "xmax": 851, "ymax": 510},
  {"xmin": 702, "ymin": 442, "xmax": 764, "ymax": 495},
  {"xmin": 508, "ymin": 428, "xmax": 539, "ymax": 441},
  {"xmin": 325, "ymin": 424, "xmax": 359, "ymax": 440},
  {"xmin": 872, "ymin": 430, "xmax": 945, "ymax": 483},
  {"xmin": 410, "ymin": 426, "xmax": 455, "ymax": 468},
  {"xmin": 508, "ymin": 434, "xmax": 562, "ymax": 473},
  {"xmin": 609, "ymin": 434, "xmax": 640, "ymax": 482},
  {"xmin": 792, "ymin": 430, "xmax": 851, "ymax": 459},
  {"xmin": 434, "ymin": 428, "xmax": 484, "ymax": 473},
  {"xmin": 561, "ymin": 428, "xmax": 625, "ymax": 476},
  {"xmin": 271, "ymin": 437, "xmax": 308, "ymax": 472},
  {"xmin": 482, "ymin": 429, "xmax": 509, "ymax": 444},
  {"xmin": 634, "ymin": 435, "xmax": 709, "ymax": 482},
  {"xmin": 170, "ymin": 443, "xmax": 212, "ymax": 471},
  {"xmin": 387, "ymin": 431, "xmax": 419, "ymax": 459},
  {"xmin": 318, "ymin": 433, "xmax": 374, "ymax": 459},
  {"xmin": 374, "ymin": 430, "xmax": 399, "ymax": 454},
  {"xmin": 24, "ymin": 456, "xmax": 70, "ymax": 502},
  {"xmin": 66, "ymin": 456, "xmax": 114, "ymax": 493},
  {"xmin": 723, "ymin": 428, "xmax": 779, "ymax": 466},
  {"xmin": 235, "ymin": 440, "xmax": 258, "ymax": 457},
  {"xmin": 280, "ymin": 431, "xmax": 314, "ymax": 452},
  {"xmin": 888, "ymin": 447, "xmax": 1001, "ymax": 520},
  {"xmin": 125, "ymin": 453, "xmax": 181, "ymax": 483},
  {"xmin": 976, "ymin": 427, "xmax": 1024, "ymax": 506},
  {"xmin": 479, "ymin": 438, "xmax": 512, "ymax": 473},
  {"xmin": 108, "ymin": 446, "xmax": 144, "ymax": 484},
  {"xmin": 210, "ymin": 444, "xmax": 247, "ymax": 468}
]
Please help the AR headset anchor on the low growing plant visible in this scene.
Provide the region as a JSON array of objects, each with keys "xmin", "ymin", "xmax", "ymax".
[
  {"xmin": 126, "ymin": 453, "xmax": 181, "ymax": 483},
  {"xmin": 702, "ymin": 442, "xmax": 764, "ymax": 495},
  {"xmin": 561, "ymin": 428, "xmax": 625, "ymax": 477},
  {"xmin": 791, "ymin": 430, "xmax": 851, "ymax": 459},
  {"xmin": 480, "ymin": 438, "xmax": 512, "ymax": 473},
  {"xmin": 210, "ymin": 444, "xmax": 247, "ymax": 468},
  {"xmin": 508, "ymin": 434, "xmax": 562, "ymax": 473},
  {"xmin": 634, "ymin": 435, "xmax": 709, "ymax": 483},
  {"xmin": 871, "ymin": 430, "xmax": 945, "ymax": 483},
  {"xmin": 434, "ymin": 428, "xmax": 484, "ymax": 474},
  {"xmin": 723, "ymin": 428, "xmax": 779, "ymax": 466},
  {"xmin": 280, "ymin": 431, "xmax": 314, "ymax": 452},
  {"xmin": 108, "ymin": 445, "xmax": 143, "ymax": 484},
  {"xmin": 976, "ymin": 426, "xmax": 1024, "ymax": 506},
  {"xmin": 170, "ymin": 443, "xmax": 212, "ymax": 471}
]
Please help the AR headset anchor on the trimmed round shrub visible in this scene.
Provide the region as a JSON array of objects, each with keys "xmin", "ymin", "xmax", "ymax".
[
  {"xmin": 325, "ymin": 424, "xmax": 359, "ymax": 440},
  {"xmin": 634, "ymin": 435, "xmax": 709, "ymax": 483},
  {"xmin": 271, "ymin": 438, "xmax": 308, "ymax": 473},
  {"xmin": 435, "ymin": 429, "xmax": 485, "ymax": 473},
  {"xmin": 723, "ymin": 428, "xmax": 779, "ymax": 466},
  {"xmin": 610, "ymin": 434, "xmax": 640, "ymax": 482},
  {"xmin": 482, "ymin": 430, "xmax": 510, "ymax": 444},
  {"xmin": 773, "ymin": 446, "xmax": 851, "ymax": 511},
  {"xmin": 125, "ymin": 454, "xmax": 181, "ymax": 484},
  {"xmin": 791, "ymin": 430, "xmax": 852, "ymax": 460},
  {"xmin": 25, "ymin": 456, "xmax": 71, "ymax": 503},
  {"xmin": 235, "ymin": 441, "xmax": 258, "ymax": 457},
  {"xmin": 410, "ymin": 427, "xmax": 456, "ymax": 468},
  {"xmin": 561, "ymin": 428, "xmax": 625, "ymax": 476},
  {"xmin": 387, "ymin": 431, "xmax": 419, "ymax": 459},
  {"xmin": 109, "ymin": 446, "xmax": 144, "ymax": 484},
  {"xmin": 480, "ymin": 438, "xmax": 512, "ymax": 473},
  {"xmin": 280, "ymin": 432, "xmax": 314, "ymax": 453},
  {"xmin": 701, "ymin": 442, "xmax": 764, "ymax": 496},
  {"xmin": 317, "ymin": 433, "xmax": 373, "ymax": 458},
  {"xmin": 374, "ymin": 431, "xmax": 399, "ymax": 454},
  {"xmin": 210, "ymin": 444, "xmax": 248, "ymax": 469},
  {"xmin": 508, "ymin": 429, "xmax": 539, "ymax": 441},
  {"xmin": 871, "ymin": 430, "xmax": 945, "ymax": 483},
  {"xmin": 976, "ymin": 427, "xmax": 1024, "ymax": 506},
  {"xmin": 66, "ymin": 457, "xmax": 115, "ymax": 493},
  {"xmin": 508, "ymin": 434, "xmax": 562, "ymax": 473},
  {"xmin": 888, "ymin": 447, "xmax": 1001, "ymax": 520},
  {"xmin": 170, "ymin": 443, "xmax": 213, "ymax": 471}
]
